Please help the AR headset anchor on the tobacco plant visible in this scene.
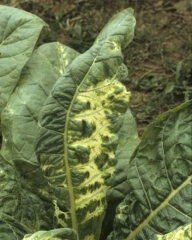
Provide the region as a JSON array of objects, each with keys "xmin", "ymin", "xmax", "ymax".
[{"xmin": 0, "ymin": 5, "xmax": 191, "ymax": 240}]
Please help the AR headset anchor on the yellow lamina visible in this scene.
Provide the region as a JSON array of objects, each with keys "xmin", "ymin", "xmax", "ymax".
[{"xmin": 153, "ymin": 224, "xmax": 192, "ymax": 240}]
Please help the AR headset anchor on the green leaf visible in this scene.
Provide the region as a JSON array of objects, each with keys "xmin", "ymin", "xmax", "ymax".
[
  {"xmin": 108, "ymin": 100, "xmax": 192, "ymax": 240},
  {"xmin": 107, "ymin": 109, "xmax": 140, "ymax": 201},
  {"xmin": 101, "ymin": 109, "xmax": 140, "ymax": 239},
  {"xmin": 150, "ymin": 224, "xmax": 192, "ymax": 240},
  {"xmin": 0, "ymin": 155, "xmax": 22, "ymax": 222},
  {"xmin": 0, "ymin": 5, "xmax": 47, "ymax": 121},
  {"xmin": 0, "ymin": 154, "xmax": 51, "ymax": 235},
  {"xmin": 1, "ymin": 42, "xmax": 79, "ymax": 204},
  {"xmin": 0, "ymin": 40, "xmax": 79, "ymax": 235},
  {"xmin": 35, "ymin": 8, "xmax": 136, "ymax": 240},
  {"xmin": 23, "ymin": 228, "xmax": 78, "ymax": 240},
  {"xmin": 94, "ymin": 8, "xmax": 136, "ymax": 50},
  {"xmin": 0, "ymin": 213, "xmax": 32, "ymax": 239}
]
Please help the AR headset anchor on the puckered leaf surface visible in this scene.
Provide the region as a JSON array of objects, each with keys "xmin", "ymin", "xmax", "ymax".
[
  {"xmin": 107, "ymin": 109, "xmax": 140, "ymax": 201},
  {"xmin": 108, "ymin": 100, "xmax": 192, "ymax": 240},
  {"xmin": 0, "ymin": 43, "xmax": 79, "ymax": 233},
  {"xmin": 0, "ymin": 5, "xmax": 47, "ymax": 121},
  {"xmin": 150, "ymin": 224, "xmax": 192, "ymax": 240},
  {"xmin": 0, "ymin": 213, "xmax": 31, "ymax": 239},
  {"xmin": 35, "ymin": 8, "xmax": 136, "ymax": 240},
  {"xmin": 1, "ymin": 42, "xmax": 79, "ymax": 164},
  {"xmin": 0, "ymin": 155, "xmax": 51, "ymax": 237},
  {"xmin": 100, "ymin": 109, "xmax": 140, "ymax": 239}
]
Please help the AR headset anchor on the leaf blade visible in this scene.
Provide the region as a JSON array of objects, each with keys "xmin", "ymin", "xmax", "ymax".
[
  {"xmin": 36, "ymin": 8, "xmax": 136, "ymax": 240},
  {"xmin": 0, "ymin": 6, "xmax": 47, "ymax": 118},
  {"xmin": 150, "ymin": 224, "xmax": 192, "ymax": 240},
  {"xmin": 108, "ymin": 100, "xmax": 192, "ymax": 240},
  {"xmin": 0, "ymin": 43, "xmax": 80, "ymax": 235}
]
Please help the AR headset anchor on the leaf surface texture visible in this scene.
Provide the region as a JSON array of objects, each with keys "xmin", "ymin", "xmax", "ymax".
[
  {"xmin": 0, "ymin": 42, "xmax": 79, "ymax": 237},
  {"xmin": 0, "ymin": 5, "xmax": 47, "ymax": 121},
  {"xmin": 108, "ymin": 100, "xmax": 192, "ymax": 240},
  {"xmin": 150, "ymin": 224, "xmax": 192, "ymax": 240},
  {"xmin": 36, "ymin": 8, "xmax": 136, "ymax": 240}
]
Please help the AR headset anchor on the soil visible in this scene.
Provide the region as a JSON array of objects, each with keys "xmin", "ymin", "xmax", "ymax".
[{"xmin": 1, "ymin": 0, "xmax": 192, "ymax": 136}]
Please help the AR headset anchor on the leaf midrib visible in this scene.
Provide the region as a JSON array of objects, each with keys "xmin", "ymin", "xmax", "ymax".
[{"xmin": 63, "ymin": 57, "xmax": 96, "ymax": 233}]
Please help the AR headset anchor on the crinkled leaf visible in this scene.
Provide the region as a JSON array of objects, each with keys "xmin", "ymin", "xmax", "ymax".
[
  {"xmin": 35, "ymin": 8, "xmax": 136, "ymax": 240},
  {"xmin": 108, "ymin": 100, "xmax": 192, "ymax": 240},
  {"xmin": 0, "ymin": 155, "xmax": 51, "ymax": 235},
  {"xmin": 23, "ymin": 228, "xmax": 78, "ymax": 240},
  {"xmin": 0, "ymin": 213, "xmax": 32, "ymax": 239},
  {"xmin": 0, "ymin": 5, "xmax": 47, "ymax": 120},
  {"xmin": 1, "ymin": 42, "xmax": 79, "ymax": 197},
  {"xmin": 1, "ymin": 42, "xmax": 79, "ymax": 164},
  {"xmin": 150, "ymin": 224, "xmax": 192, "ymax": 240},
  {"xmin": 0, "ymin": 155, "xmax": 20, "ymax": 218},
  {"xmin": 0, "ymin": 156, "xmax": 78, "ymax": 240},
  {"xmin": 100, "ymin": 109, "xmax": 140, "ymax": 239},
  {"xmin": 107, "ymin": 108, "xmax": 140, "ymax": 201}
]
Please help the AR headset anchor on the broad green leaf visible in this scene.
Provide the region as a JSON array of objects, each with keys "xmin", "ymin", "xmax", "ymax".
[
  {"xmin": 0, "ymin": 42, "xmax": 79, "ymax": 236},
  {"xmin": 35, "ymin": 8, "xmax": 136, "ymax": 240},
  {"xmin": 150, "ymin": 224, "xmax": 192, "ymax": 240},
  {"xmin": 108, "ymin": 100, "xmax": 192, "ymax": 240},
  {"xmin": 23, "ymin": 228, "xmax": 78, "ymax": 240},
  {"xmin": 1, "ymin": 42, "xmax": 79, "ymax": 205},
  {"xmin": 0, "ymin": 5, "xmax": 47, "ymax": 121}
]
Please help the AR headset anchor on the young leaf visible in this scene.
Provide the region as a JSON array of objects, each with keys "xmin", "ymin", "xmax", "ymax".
[
  {"xmin": 0, "ymin": 5, "xmax": 47, "ymax": 121},
  {"xmin": 108, "ymin": 100, "xmax": 192, "ymax": 240},
  {"xmin": 94, "ymin": 8, "xmax": 135, "ymax": 50},
  {"xmin": 35, "ymin": 8, "xmax": 136, "ymax": 240}
]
